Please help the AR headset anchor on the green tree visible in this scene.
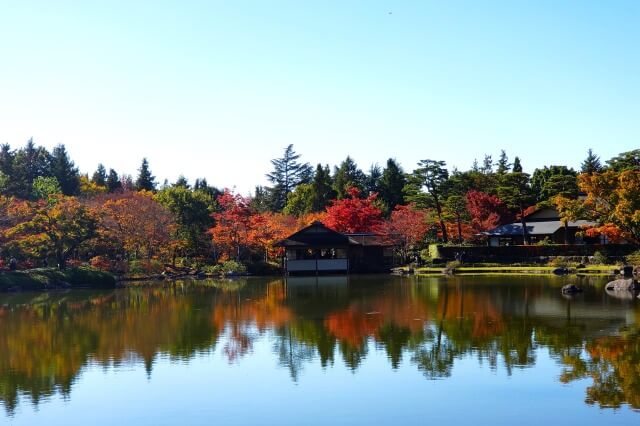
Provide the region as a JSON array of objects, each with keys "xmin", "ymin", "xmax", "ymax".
[
  {"xmin": 481, "ymin": 154, "xmax": 493, "ymax": 174},
  {"xmin": 106, "ymin": 169, "xmax": 122, "ymax": 193},
  {"xmin": 50, "ymin": 144, "xmax": 80, "ymax": 195},
  {"xmin": 444, "ymin": 195, "xmax": 469, "ymax": 243},
  {"xmin": 378, "ymin": 158, "xmax": 406, "ymax": 213},
  {"xmin": 364, "ymin": 164, "xmax": 382, "ymax": 196},
  {"xmin": 32, "ymin": 176, "xmax": 62, "ymax": 200},
  {"xmin": 0, "ymin": 144, "xmax": 14, "ymax": 196},
  {"xmin": 512, "ymin": 156, "xmax": 523, "ymax": 173},
  {"xmin": 12, "ymin": 139, "xmax": 52, "ymax": 199},
  {"xmin": 581, "ymin": 149, "xmax": 602, "ymax": 174},
  {"xmin": 135, "ymin": 158, "xmax": 156, "ymax": 191},
  {"xmin": 606, "ymin": 149, "xmax": 640, "ymax": 171},
  {"xmin": 496, "ymin": 172, "xmax": 533, "ymax": 244},
  {"xmin": 496, "ymin": 150, "xmax": 510, "ymax": 175},
  {"xmin": 92, "ymin": 164, "xmax": 107, "ymax": 186},
  {"xmin": 283, "ymin": 183, "xmax": 314, "ymax": 216},
  {"xmin": 173, "ymin": 175, "xmax": 190, "ymax": 188},
  {"xmin": 531, "ymin": 166, "xmax": 578, "ymax": 202},
  {"xmin": 250, "ymin": 185, "xmax": 272, "ymax": 213},
  {"xmin": 333, "ymin": 156, "xmax": 365, "ymax": 199},
  {"xmin": 310, "ymin": 164, "xmax": 335, "ymax": 212},
  {"xmin": 266, "ymin": 144, "xmax": 312, "ymax": 211},
  {"xmin": 409, "ymin": 160, "xmax": 449, "ymax": 242},
  {"xmin": 156, "ymin": 186, "xmax": 215, "ymax": 259},
  {"xmin": 193, "ymin": 178, "xmax": 222, "ymax": 200}
]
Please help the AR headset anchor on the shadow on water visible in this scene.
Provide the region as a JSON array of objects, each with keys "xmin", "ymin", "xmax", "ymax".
[{"xmin": 0, "ymin": 274, "xmax": 639, "ymax": 415}]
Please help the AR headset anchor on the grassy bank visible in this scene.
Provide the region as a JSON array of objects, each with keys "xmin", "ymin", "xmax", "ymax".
[
  {"xmin": 0, "ymin": 267, "xmax": 116, "ymax": 292},
  {"xmin": 408, "ymin": 265, "xmax": 620, "ymax": 276}
]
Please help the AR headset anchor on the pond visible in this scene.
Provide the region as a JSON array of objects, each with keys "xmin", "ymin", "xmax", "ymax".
[{"xmin": 1, "ymin": 275, "xmax": 639, "ymax": 425}]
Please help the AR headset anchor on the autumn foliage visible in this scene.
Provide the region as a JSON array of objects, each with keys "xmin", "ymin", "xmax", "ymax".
[
  {"xmin": 465, "ymin": 190, "xmax": 512, "ymax": 233},
  {"xmin": 324, "ymin": 187, "xmax": 384, "ymax": 233}
]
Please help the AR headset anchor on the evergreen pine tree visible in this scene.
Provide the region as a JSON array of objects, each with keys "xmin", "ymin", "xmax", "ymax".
[
  {"xmin": 512, "ymin": 156, "xmax": 523, "ymax": 173},
  {"xmin": 581, "ymin": 148, "xmax": 603, "ymax": 174},
  {"xmin": 378, "ymin": 158, "xmax": 406, "ymax": 212},
  {"xmin": 173, "ymin": 175, "xmax": 190, "ymax": 188},
  {"xmin": 49, "ymin": 144, "xmax": 80, "ymax": 196},
  {"xmin": 106, "ymin": 168, "xmax": 122, "ymax": 192},
  {"xmin": 266, "ymin": 144, "xmax": 312, "ymax": 211},
  {"xmin": 12, "ymin": 139, "xmax": 52, "ymax": 199},
  {"xmin": 310, "ymin": 164, "xmax": 335, "ymax": 211},
  {"xmin": 365, "ymin": 164, "xmax": 382, "ymax": 195},
  {"xmin": 496, "ymin": 150, "xmax": 510, "ymax": 175},
  {"xmin": 409, "ymin": 159, "xmax": 450, "ymax": 242},
  {"xmin": 0, "ymin": 144, "xmax": 15, "ymax": 196},
  {"xmin": 92, "ymin": 164, "xmax": 107, "ymax": 186},
  {"xmin": 333, "ymin": 156, "xmax": 365, "ymax": 199},
  {"xmin": 135, "ymin": 158, "xmax": 156, "ymax": 191},
  {"xmin": 481, "ymin": 154, "xmax": 493, "ymax": 174}
]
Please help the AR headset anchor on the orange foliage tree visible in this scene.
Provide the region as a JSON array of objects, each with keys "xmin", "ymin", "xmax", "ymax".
[
  {"xmin": 99, "ymin": 191, "xmax": 176, "ymax": 260},
  {"xmin": 249, "ymin": 212, "xmax": 298, "ymax": 261},
  {"xmin": 564, "ymin": 170, "xmax": 640, "ymax": 244}
]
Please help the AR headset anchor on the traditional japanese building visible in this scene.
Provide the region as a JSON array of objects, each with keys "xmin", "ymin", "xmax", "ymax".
[
  {"xmin": 483, "ymin": 207, "xmax": 601, "ymax": 246},
  {"xmin": 275, "ymin": 221, "xmax": 395, "ymax": 274}
]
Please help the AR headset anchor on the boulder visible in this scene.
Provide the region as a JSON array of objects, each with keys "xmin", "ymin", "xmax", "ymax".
[
  {"xmin": 605, "ymin": 278, "xmax": 640, "ymax": 292},
  {"xmin": 553, "ymin": 267, "xmax": 569, "ymax": 275},
  {"xmin": 621, "ymin": 265, "xmax": 634, "ymax": 277},
  {"xmin": 561, "ymin": 284, "xmax": 583, "ymax": 294}
]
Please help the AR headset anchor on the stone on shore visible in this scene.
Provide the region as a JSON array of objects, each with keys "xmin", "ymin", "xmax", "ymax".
[{"xmin": 605, "ymin": 278, "xmax": 640, "ymax": 292}]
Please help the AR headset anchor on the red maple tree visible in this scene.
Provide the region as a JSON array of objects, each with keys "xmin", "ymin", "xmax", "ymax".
[
  {"xmin": 465, "ymin": 190, "xmax": 512, "ymax": 234},
  {"xmin": 208, "ymin": 190, "xmax": 253, "ymax": 261},
  {"xmin": 324, "ymin": 187, "xmax": 383, "ymax": 233},
  {"xmin": 382, "ymin": 204, "xmax": 430, "ymax": 261}
]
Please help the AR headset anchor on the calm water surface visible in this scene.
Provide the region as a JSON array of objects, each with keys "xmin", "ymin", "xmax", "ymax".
[{"xmin": 1, "ymin": 275, "xmax": 639, "ymax": 425}]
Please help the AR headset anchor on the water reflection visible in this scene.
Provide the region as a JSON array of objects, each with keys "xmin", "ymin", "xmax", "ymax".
[{"xmin": 0, "ymin": 275, "xmax": 639, "ymax": 415}]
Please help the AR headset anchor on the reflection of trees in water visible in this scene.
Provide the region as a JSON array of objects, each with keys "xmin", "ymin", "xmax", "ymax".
[
  {"xmin": 1, "ymin": 276, "xmax": 639, "ymax": 414},
  {"xmin": 556, "ymin": 329, "xmax": 640, "ymax": 409},
  {"xmin": 0, "ymin": 286, "xmax": 220, "ymax": 414},
  {"xmin": 273, "ymin": 325, "xmax": 317, "ymax": 381}
]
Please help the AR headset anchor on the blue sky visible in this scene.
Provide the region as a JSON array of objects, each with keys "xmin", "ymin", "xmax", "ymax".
[{"xmin": 0, "ymin": 0, "xmax": 638, "ymax": 192}]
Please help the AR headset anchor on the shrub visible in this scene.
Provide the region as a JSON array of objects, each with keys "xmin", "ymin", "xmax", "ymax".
[
  {"xmin": 535, "ymin": 237, "xmax": 554, "ymax": 246},
  {"xmin": 592, "ymin": 250, "xmax": 609, "ymax": 265},
  {"xmin": 220, "ymin": 260, "xmax": 247, "ymax": 275},
  {"xmin": 128, "ymin": 259, "xmax": 164, "ymax": 275},
  {"xmin": 202, "ymin": 261, "xmax": 247, "ymax": 276},
  {"xmin": 445, "ymin": 260, "xmax": 461, "ymax": 272},
  {"xmin": 89, "ymin": 255, "xmax": 112, "ymax": 271},
  {"xmin": 246, "ymin": 261, "xmax": 281, "ymax": 275},
  {"xmin": 625, "ymin": 250, "xmax": 640, "ymax": 266},
  {"xmin": 548, "ymin": 257, "xmax": 568, "ymax": 267},
  {"xmin": 419, "ymin": 249, "xmax": 432, "ymax": 264},
  {"xmin": 66, "ymin": 259, "xmax": 85, "ymax": 268}
]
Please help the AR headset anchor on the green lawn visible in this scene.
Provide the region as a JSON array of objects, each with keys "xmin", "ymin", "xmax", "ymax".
[{"xmin": 412, "ymin": 264, "xmax": 619, "ymax": 275}]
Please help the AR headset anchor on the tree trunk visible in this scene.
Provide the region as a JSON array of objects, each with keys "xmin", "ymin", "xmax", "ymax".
[
  {"xmin": 56, "ymin": 250, "xmax": 66, "ymax": 270},
  {"xmin": 456, "ymin": 215, "xmax": 463, "ymax": 244},
  {"xmin": 520, "ymin": 205, "xmax": 529, "ymax": 245},
  {"xmin": 434, "ymin": 196, "xmax": 448, "ymax": 243}
]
